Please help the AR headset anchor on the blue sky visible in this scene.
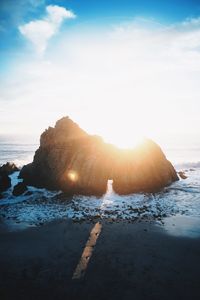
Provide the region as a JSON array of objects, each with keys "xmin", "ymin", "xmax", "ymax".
[
  {"xmin": 0, "ymin": 0, "xmax": 200, "ymax": 146},
  {"xmin": 1, "ymin": 0, "xmax": 200, "ymax": 69}
]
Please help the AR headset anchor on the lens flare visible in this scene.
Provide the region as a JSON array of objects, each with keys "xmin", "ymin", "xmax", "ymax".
[{"xmin": 68, "ymin": 170, "xmax": 78, "ymax": 182}]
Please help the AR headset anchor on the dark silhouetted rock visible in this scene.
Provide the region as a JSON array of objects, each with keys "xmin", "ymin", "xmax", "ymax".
[
  {"xmin": 19, "ymin": 116, "xmax": 179, "ymax": 195},
  {"xmin": 13, "ymin": 182, "xmax": 27, "ymax": 196},
  {"xmin": 178, "ymin": 171, "xmax": 187, "ymax": 179},
  {"xmin": 112, "ymin": 140, "xmax": 179, "ymax": 194},
  {"xmin": 0, "ymin": 162, "xmax": 19, "ymax": 175},
  {"xmin": 0, "ymin": 162, "xmax": 19, "ymax": 193},
  {"xmin": 0, "ymin": 171, "xmax": 11, "ymax": 193}
]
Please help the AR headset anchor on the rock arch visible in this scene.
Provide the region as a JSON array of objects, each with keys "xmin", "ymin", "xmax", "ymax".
[{"xmin": 20, "ymin": 117, "xmax": 179, "ymax": 195}]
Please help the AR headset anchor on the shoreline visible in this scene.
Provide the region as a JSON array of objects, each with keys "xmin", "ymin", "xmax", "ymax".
[{"xmin": 1, "ymin": 152, "xmax": 200, "ymax": 299}]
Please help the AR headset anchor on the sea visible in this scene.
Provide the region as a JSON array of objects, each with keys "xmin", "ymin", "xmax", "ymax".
[{"xmin": 0, "ymin": 138, "xmax": 200, "ymax": 236}]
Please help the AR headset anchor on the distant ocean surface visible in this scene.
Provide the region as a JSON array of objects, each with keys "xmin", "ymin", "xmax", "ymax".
[
  {"xmin": 0, "ymin": 143, "xmax": 38, "ymax": 167},
  {"xmin": 0, "ymin": 139, "xmax": 200, "ymax": 233},
  {"xmin": 0, "ymin": 140, "xmax": 200, "ymax": 169}
]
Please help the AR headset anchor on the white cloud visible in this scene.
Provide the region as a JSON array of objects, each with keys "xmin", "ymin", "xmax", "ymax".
[
  {"xmin": 46, "ymin": 5, "xmax": 75, "ymax": 24},
  {"xmin": 19, "ymin": 5, "xmax": 76, "ymax": 55},
  {"xmin": 2, "ymin": 16, "xmax": 200, "ymax": 147}
]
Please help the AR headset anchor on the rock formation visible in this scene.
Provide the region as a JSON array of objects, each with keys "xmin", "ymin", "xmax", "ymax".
[
  {"xmin": 112, "ymin": 140, "xmax": 178, "ymax": 194},
  {"xmin": 13, "ymin": 182, "xmax": 27, "ymax": 196},
  {"xmin": 178, "ymin": 171, "xmax": 187, "ymax": 180},
  {"xmin": 0, "ymin": 172, "xmax": 11, "ymax": 193},
  {"xmin": 0, "ymin": 162, "xmax": 19, "ymax": 195},
  {"xmin": 0, "ymin": 162, "xmax": 19, "ymax": 175},
  {"xmin": 20, "ymin": 117, "xmax": 179, "ymax": 195}
]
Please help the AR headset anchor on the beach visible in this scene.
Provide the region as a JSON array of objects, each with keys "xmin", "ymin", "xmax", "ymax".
[
  {"xmin": 1, "ymin": 217, "xmax": 200, "ymax": 300},
  {"xmin": 1, "ymin": 141, "xmax": 200, "ymax": 299}
]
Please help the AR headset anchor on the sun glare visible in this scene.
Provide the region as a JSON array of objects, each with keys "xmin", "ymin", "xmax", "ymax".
[
  {"xmin": 82, "ymin": 114, "xmax": 147, "ymax": 149},
  {"xmin": 76, "ymin": 101, "xmax": 155, "ymax": 149},
  {"xmin": 104, "ymin": 132, "xmax": 145, "ymax": 149},
  {"xmin": 68, "ymin": 170, "xmax": 78, "ymax": 182}
]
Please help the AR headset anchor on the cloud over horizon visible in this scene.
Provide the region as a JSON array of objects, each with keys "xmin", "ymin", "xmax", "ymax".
[
  {"xmin": 1, "ymin": 15, "xmax": 200, "ymax": 145},
  {"xmin": 19, "ymin": 5, "xmax": 76, "ymax": 55}
]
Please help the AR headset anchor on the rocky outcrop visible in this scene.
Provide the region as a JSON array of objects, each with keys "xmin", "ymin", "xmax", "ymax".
[
  {"xmin": 20, "ymin": 117, "xmax": 110, "ymax": 195},
  {"xmin": 112, "ymin": 140, "xmax": 179, "ymax": 194},
  {"xmin": 0, "ymin": 162, "xmax": 18, "ymax": 193},
  {"xmin": 20, "ymin": 116, "xmax": 179, "ymax": 195},
  {"xmin": 0, "ymin": 162, "xmax": 19, "ymax": 175},
  {"xmin": 0, "ymin": 172, "xmax": 11, "ymax": 193},
  {"xmin": 178, "ymin": 171, "xmax": 187, "ymax": 179},
  {"xmin": 13, "ymin": 182, "xmax": 27, "ymax": 196}
]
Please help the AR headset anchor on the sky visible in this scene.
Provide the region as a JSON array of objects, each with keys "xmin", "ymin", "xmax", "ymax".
[{"xmin": 0, "ymin": 0, "xmax": 200, "ymax": 147}]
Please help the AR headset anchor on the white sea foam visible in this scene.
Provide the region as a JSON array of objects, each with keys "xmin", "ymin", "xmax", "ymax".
[{"xmin": 0, "ymin": 167, "xmax": 200, "ymax": 229}]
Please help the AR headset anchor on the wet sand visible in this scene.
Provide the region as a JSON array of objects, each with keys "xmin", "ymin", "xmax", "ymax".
[{"xmin": 0, "ymin": 217, "xmax": 200, "ymax": 300}]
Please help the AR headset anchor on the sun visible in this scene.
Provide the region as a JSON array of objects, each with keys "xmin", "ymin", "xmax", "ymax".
[
  {"xmin": 104, "ymin": 131, "xmax": 145, "ymax": 149},
  {"xmin": 96, "ymin": 117, "xmax": 146, "ymax": 149},
  {"xmin": 76, "ymin": 101, "xmax": 156, "ymax": 149}
]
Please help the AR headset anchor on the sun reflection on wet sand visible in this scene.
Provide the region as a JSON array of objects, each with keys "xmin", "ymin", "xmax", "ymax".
[{"xmin": 72, "ymin": 222, "xmax": 102, "ymax": 280}]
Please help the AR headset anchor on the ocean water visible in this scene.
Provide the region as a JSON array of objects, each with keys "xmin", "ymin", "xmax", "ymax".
[
  {"xmin": 0, "ymin": 143, "xmax": 37, "ymax": 167},
  {"xmin": 0, "ymin": 140, "xmax": 200, "ymax": 233}
]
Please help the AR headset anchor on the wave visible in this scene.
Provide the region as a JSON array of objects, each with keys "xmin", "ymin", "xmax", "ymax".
[
  {"xmin": 174, "ymin": 161, "xmax": 200, "ymax": 170},
  {"xmin": 167, "ymin": 187, "xmax": 200, "ymax": 194}
]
